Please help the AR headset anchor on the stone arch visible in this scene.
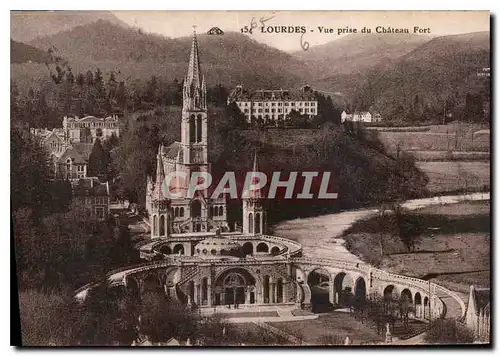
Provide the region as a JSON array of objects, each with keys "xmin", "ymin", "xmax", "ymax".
[
  {"xmin": 214, "ymin": 267, "xmax": 260, "ymax": 306},
  {"xmin": 308, "ymin": 268, "xmax": 332, "ymax": 312},
  {"xmin": 255, "ymin": 212, "xmax": 261, "ymax": 234},
  {"xmin": 242, "ymin": 242, "xmax": 253, "ymax": 256},
  {"xmin": 354, "ymin": 277, "xmax": 367, "ymax": 301},
  {"xmin": 270, "ymin": 246, "xmax": 280, "ymax": 256},
  {"xmin": 173, "ymin": 244, "xmax": 185, "ymax": 255},
  {"xmin": 160, "ymin": 245, "xmax": 172, "ymax": 255},
  {"xmin": 256, "ymin": 242, "xmax": 269, "ymax": 253},
  {"xmin": 142, "ymin": 273, "xmax": 162, "ymax": 293},
  {"xmin": 415, "ymin": 292, "xmax": 423, "ymax": 319},
  {"xmin": 334, "ymin": 272, "xmax": 355, "ymax": 306},
  {"xmin": 248, "ymin": 213, "xmax": 254, "ymax": 234},
  {"xmin": 401, "ymin": 288, "xmax": 413, "ymax": 304},
  {"xmin": 383, "ymin": 285, "xmax": 397, "ymax": 300},
  {"xmin": 159, "ymin": 215, "xmax": 165, "ymax": 236},
  {"xmin": 126, "ymin": 276, "xmax": 140, "ymax": 300},
  {"xmin": 423, "ymin": 296, "xmax": 430, "ymax": 319}
]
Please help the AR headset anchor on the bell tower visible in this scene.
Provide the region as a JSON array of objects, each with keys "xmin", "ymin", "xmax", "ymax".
[
  {"xmin": 242, "ymin": 153, "xmax": 266, "ymax": 235},
  {"xmin": 181, "ymin": 28, "xmax": 208, "ymax": 176}
]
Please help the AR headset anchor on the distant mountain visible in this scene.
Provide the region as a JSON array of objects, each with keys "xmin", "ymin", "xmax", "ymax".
[
  {"xmin": 11, "ymin": 20, "xmax": 310, "ymax": 91},
  {"xmin": 11, "ymin": 39, "xmax": 52, "ymax": 64},
  {"xmin": 294, "ymin": 33, "xmax": 431, "ymax": 78},
  {"xmin": 10, "ymin": 10, "xmax": 129, "ymax": 43},
  {"xmin": 351, "ymin": 31, "xmax": 490, "ymax": 117}
]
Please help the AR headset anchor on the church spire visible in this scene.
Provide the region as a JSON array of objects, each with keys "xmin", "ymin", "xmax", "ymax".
[
  {"xmin": 153, "ymin": 147, "xmax": 166, "ymax": 200},
  {"xmin": 186, "ymin": 27, "xmax": 201, "ymax": 91}
]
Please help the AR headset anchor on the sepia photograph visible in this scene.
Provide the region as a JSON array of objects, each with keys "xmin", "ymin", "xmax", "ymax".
[{"xmin": 10, "ymin": 9, "xmax": 491, "ymax": 347}]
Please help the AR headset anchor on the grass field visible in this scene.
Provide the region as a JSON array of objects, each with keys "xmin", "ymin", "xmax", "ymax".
[
  {"xmin": 375, "ymin": 123, "xmax": 490, "ymax": 156},
  {"xmin": 417, "ymin": 161, "xmax": 490, "ymax": 194},
  {"xmin": 267, "ymin": 312, "xmax": 385, "ymax": 345},
  {"xmin": 343, "ymin": 201, "xmax": 490, "ymax": 295},
  {"xmin": 221, "ymin": 322, "xmax": 291, "ymax": 346}
]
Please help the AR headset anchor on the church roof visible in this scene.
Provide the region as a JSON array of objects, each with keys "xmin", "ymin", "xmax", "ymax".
[
  {"xmin": 468, "ymin": 285, "xmax": 491, "ymax": 316},
  {"xmin": 228, "ymin": 86, "xmax": 316, "ymax": 102},
  {"xmin": 163, "ymin": 141, "xmax": 183, "ymax": 161}
]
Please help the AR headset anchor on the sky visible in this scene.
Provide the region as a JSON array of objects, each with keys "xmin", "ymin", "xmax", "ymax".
[{"xmin": 112, "ymin": 10, "xmax": 490, "ymax": 52}]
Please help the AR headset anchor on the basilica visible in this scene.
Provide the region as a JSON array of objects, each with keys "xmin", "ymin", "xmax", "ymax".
[{"xmin": 76, "ymin": 32, "xmax": 453, "ymax": 319}]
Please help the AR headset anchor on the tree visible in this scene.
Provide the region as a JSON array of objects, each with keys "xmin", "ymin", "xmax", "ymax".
[
  {"xmin": 11, "ymin": 127, "xmax": 53, "ymax": 217},
  {"xmin": 88, "ymin": 138, "xmax": 107, "ymax": 178},
  {"xmin": 425, "ymin": 319, "xmax": 475, "ymax": 344}
]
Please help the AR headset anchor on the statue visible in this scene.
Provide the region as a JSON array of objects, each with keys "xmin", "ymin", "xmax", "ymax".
[
  {"xmin": 344, "ymin": 336, "xmax": 351, "ymax": 345},
  {"xmin": 385, "ymin": 323, "xmax": 392, "ymax": 343}
]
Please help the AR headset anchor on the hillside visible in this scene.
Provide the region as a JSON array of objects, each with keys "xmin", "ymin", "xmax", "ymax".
[
  {"xmin": 352, "ymin": 31, "xmax": 490, "ymax": 118},
  {"xmin": 11, "ymin": 39, "xmax": 52, "ymax": 64},
  {"xmin": 10, "ymin": 10, "xmax": 129, "ymax": 43},
  {"xmin": 12, "ymin": 20, "xmax": 310, "ymax": 91},
  {"xmin": 294, "ymin": 33, "xmax": 431, "ymax": 78}
]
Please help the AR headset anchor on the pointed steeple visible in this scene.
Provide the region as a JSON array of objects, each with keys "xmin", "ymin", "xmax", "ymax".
[
  {"xmin": 153, "ymin": 147, "xmax": 166, "ymax": 200},
  {"xmin": 252, "ymin": 151, "xmax": 258, "ymax": 172},
  {"xmin": 186, "ymin": 28, "xmax": 201, "ymax": 91},
  {"xmin": 243, "ymin": 152, "xmax": 262, "ymax": 199}
]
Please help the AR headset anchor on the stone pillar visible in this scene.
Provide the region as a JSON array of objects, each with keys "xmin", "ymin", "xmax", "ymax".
[
  {"xmin": 274, "ymin": 283, "xmax": 279, "ymax": 304},
  {"xmin": 194, "ymin": 283, "xmax": 199, "ymax": 305},
  {"xmin": 246, "ymin": 288, "xmax": 251, "ymax": 305},
  {"xmin": 329, "ymin": 282, "xmax": 335, "ymax": 304},
  {"xmin": 207, "ymin": 282, "xmax": 212, "ymax": 306},
  {"xmin": 283, "ymin": 282, "xmax": 288, "ymax": 303},
  {"xmin": 271, "ymin": 283, "xmax": 276, "ymax": 303}
]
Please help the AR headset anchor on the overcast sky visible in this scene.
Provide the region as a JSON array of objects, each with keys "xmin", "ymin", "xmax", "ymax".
[{"xmin": 113, "ymin": 10, "xmax": 490, "ymax": 52}]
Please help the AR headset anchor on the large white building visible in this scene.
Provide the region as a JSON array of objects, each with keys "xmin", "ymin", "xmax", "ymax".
[
  {"xmin": 341, "ymin": 111, "xmax": 382, "ymax": 123},
  {"xmin": 227, "ymin": 85, "xmax": 318, "ymax": 124}
]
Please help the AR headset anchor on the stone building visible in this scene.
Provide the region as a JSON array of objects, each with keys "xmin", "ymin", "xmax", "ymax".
[
  {"xmin": 465, "ymin": 285, "xmax": 490, "ymax": 341},
  {"xmin": 63, "ymin": 115, "xmax": 120, "ymax": 143},
  {"xmin": 227, "ymin": 85, "xmax": 318, "ymax": 124},
  {"xmin": 73, "ymin": 177, "xmax": 110, "ymax": 220}
]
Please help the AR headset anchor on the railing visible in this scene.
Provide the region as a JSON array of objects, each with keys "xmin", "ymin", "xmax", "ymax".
[{"xmin": 74, "ymin": 233, "xmax": 463, "ymax": 320}]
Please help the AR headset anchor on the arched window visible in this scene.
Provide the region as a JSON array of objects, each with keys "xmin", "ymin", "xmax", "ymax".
[
  {"xmin": 174, "ymin": 207, "xmax": 179, "ymax": 217},
  {"xmin": 159, "ymin": 215, "xmax": 165, "ymax": 236},
  {"xmin": 153, "ymin": 215, "xmax": 158, "ymax": 236},
  {"xmin": 180, "ymin": 207, "xmax": 184, "ymax": 217},
  {"xmin": 219, "ymin": 206, "xmax": 224, "ymax": 216},
  {"xmin": 255, "ymin": 213, "xmax": 261, "ymax": 234},
  {"xmin": 209, "ymin": 206, "xmax": 213, "ymax": 217},
  {"xmin": 196, "ymin": 115, "xmax": 202, "ymax": 142},
  {"xmin": 248, "ymin": 213, "xmax": 254, "ymax": 234},
  {"xmin": 189, "ymin": 115, "xmax": 196, "ymax": 143}
]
